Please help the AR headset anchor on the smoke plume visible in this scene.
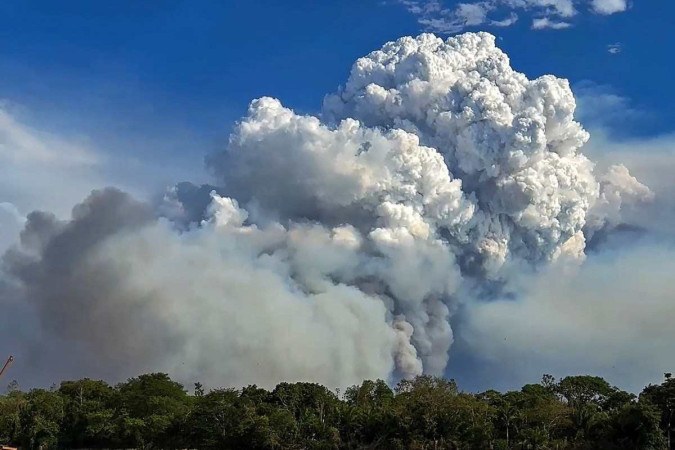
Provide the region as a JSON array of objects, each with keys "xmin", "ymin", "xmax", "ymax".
[{"xmin": 0, "ymin": 32, "xmax": 659, "ymax": 390}]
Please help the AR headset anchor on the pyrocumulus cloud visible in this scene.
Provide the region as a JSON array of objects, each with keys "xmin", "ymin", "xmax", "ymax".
[{"xmin": 1, "ymin": 32, "xmax": 659, "ymax": 390}]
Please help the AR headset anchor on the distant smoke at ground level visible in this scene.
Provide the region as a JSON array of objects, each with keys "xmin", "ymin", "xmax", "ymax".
[
  {"xmin": 447, "ymin": 241, "xmax": 675, "ymax": 393},
  {"xmin": 0, "ymin": 32, "xmax": 667, "ymax": 391}
]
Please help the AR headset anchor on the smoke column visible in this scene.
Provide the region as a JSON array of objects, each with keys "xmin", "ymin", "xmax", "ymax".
[{"xmin": 0, "ymin": 32, "xmax": 654, "ymax": 389}]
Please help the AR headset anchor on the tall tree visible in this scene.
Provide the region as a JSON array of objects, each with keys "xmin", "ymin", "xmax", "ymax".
[{"xmin": 641, "ymin": 374, "xmax": 675, "ymax": 449}]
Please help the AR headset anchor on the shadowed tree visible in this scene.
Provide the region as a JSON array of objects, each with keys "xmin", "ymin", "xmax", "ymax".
[{"xmin": 641, "ymin": 373, "xmax": 675, "ymax": 449}]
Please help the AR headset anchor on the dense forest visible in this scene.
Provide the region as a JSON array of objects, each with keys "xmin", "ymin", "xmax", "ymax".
[{"xmin": 1, "ymin": 372, "xmax": 674, "ymax": 449}]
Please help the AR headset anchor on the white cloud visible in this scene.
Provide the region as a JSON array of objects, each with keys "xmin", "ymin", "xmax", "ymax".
[
  {"xmin": 531, "ymin": 17, "xmax": 572, "ymax": 29},
  {"xmin": 0, "ymin": 101, "xmax": 177, "ymax": 229},
  {"xmin": 490, "ymin": 12, "xmax": 519, "ymax": 27},
  {"xmin": 607, "ymin": 42, "xmax": 622, "ymax": 54},
  {"xmin": 0, "ymin": 104, "xmax": 106, "ymax": 219},
  {"xmin": 399, "ymin": 0, "xmax": 627, "ymax": 33},
  {"xmin": 456, "ymin": 2, "xmax": 490, "ymax": 25},
  {"xmin": 0, "ymin": 107, "xmax": 98, "ymax": 167},
  {"xmin": 575, "ymin": 81, "xmax": 643, "ymax": 126},
  {"xmin": 591, "ymin": 0, "xmax": 628, "ymax": 15},
  {"xmin": 516, "ymin": 0, "xmax": 576, "ymax": 17},
  {"xmin": 405, "ymin": 0, "xmax": 494, "ymax": 33}
]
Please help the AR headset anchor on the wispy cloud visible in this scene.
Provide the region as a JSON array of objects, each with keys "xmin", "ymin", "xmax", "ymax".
[
  {"xmin": 591, "ymin": 0, "xmax": 628, "ymax": 15},
  {"xmin": 399, "ymin": 0, "xmax": 493, "ymax": 33},
  {"xmin": 0, "ymin": 104, "xmax": 105, "ymax": 219},
  {"xmin": 0, "ymin": 107, "xmax": 99, "ymax": 167},
  {"xmin": 491, "ymin": 12, "xmax": 519, "ymax": 27},
  {"xmin": 0, "ymin": 202, "xmax": 25, "ymax": 252},
  {"xmin": 531, "ymin": 17, "xmax": 572, "ymax": 29},
  {"xmin": 607, "ymin": 42, "xmax": 622, "ymax": 54},
  {"xmin": 398, "ymin": 0, "xmax": 628, "ymax": 33},
  {"xmin": 574, "ymin": 81, "xmax": 644, "ymax": 128}
]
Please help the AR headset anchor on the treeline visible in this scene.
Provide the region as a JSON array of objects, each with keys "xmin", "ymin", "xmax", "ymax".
[{"xmin": 1, "ymin": 372, "xmax": 674, "ymax": 449}]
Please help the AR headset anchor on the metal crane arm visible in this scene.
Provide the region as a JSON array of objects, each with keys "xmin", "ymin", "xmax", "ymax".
[{"xmin": 0, "ymin": 356, "xmax": 14, "ymax": 380}]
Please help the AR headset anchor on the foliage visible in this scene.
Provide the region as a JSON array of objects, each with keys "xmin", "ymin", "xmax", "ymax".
[{"xmin": 0, "ymin": 372, "xmax": 672, "ymax": 449}]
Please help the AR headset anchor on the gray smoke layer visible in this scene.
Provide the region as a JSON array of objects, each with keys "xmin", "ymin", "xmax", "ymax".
[
  {"xmin": 0, "ymin": 32, "xmax": 656, "ymax": 389},
  {"xmin": 454, "ymin": 241, "xmax": 675, "ymax": 393}
]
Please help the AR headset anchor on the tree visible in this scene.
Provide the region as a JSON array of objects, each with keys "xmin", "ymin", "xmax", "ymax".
[
  {"xmin": 601, "ymin": 402, "xmax": 665, "ymax": 449},
  {"xmin": 557, "ymin": 375, "xmax": 614, "ymax": 408},
  {"xmin": 344, "ymin": 379, "xmax": 394, "ymax": 408},
  {"xmin": 341, "ymin": 380, "xmax": 397, "ymax": 448},
  {"xmin": 185, "ymin": 388, "xmax": 291, "ymax": 449},
  {"xmin": 0, "ymin": 389, "xmax": 24, "ymax": 446},
  {"xmin": 392, "ymin": 375, "xmax": 480, "ymax": 449},
  {"xmin": 17, "ymin": 389, "xmax": 64, "ymax": 450},
  {"xmin": 0, "ymin": 370, "xmax": 670, "ymax": 449},
  {"xmin": 58, "ymin": 378, "xmax": 117, "ymax": 448},
  {"xmin": 641, "ymin": 374, "xmax": 675, "ymax": 449},
  {"xmin": 271, "ymin": 382, "xmax": 341, "ymax": 448},
  {"xmin": 116, "ymin": 373, "xmax": 189, "ymax": 448},
  {"xmin": 194, "ymin": 382, "xmax": 205, "ymax": 397}
]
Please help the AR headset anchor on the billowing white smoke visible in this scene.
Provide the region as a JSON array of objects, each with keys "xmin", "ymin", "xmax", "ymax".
[
  {"xmin": 322, "ymin": 32, "xmax": 611, "ymax": 267},
  {"xmin": 1, "ymin": 32, "xmax": 651, "ymax": 388}
]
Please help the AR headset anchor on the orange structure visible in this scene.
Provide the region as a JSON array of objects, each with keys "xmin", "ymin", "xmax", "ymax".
[
  {"xmin": 0, "ymin": 357, "xmax": 16, "ymax": 450},
  {"xmin": 0, "ymin": 355, "xmax": 13, "ymax": 381}
]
